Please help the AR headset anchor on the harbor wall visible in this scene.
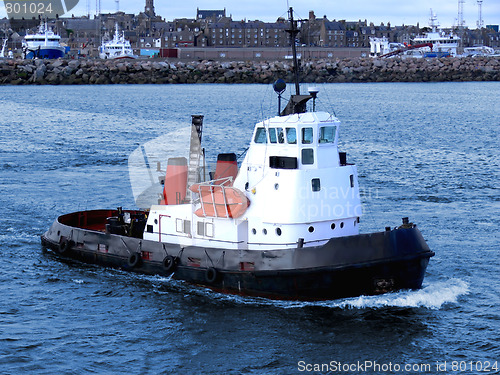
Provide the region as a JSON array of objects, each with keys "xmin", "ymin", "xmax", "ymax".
[{"xmin": 0, "ymin": 56, "xmax": 498, "ymax": 85}]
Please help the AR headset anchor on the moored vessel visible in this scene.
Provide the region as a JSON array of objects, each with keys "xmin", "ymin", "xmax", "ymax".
[
  {"xmin": 99, "ymin": 23, "xmax": 137, "ymax": 60},
  {"xmin": 41, "ymin": 8, "xmax": 434, "ymax": 301},
  {"xmin": 412, "ymin": 10, "xmax": 460, "ymax": 57},
  {"xmin": 23, "ymin": 23, "xmax": 66, "ymax": 59}
]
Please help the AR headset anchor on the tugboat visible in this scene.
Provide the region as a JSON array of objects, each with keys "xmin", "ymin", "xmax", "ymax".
[{"xmin": 41, "ymin": 8, "xmax": 434, "ymax": 300}]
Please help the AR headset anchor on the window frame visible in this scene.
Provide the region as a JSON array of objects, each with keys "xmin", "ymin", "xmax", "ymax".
[
  {"xmin": 301, "ymin": 127, "xmax": 314, "ymax": 144},
  {"xmin": 319, "ymin": 126, "xmax": 337, "ymax": 144},
  {"xmin": 286, "ymin": 127, "xmax": 297, "ymax": 144},
  {"xmin": 254, "ymin": 127, "xmax": 268, "ymax": 144}
]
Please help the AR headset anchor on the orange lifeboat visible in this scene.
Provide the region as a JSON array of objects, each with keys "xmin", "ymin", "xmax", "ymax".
[{"xmin": 189, "ymin": 184, "xmax": 249, "ymax": 218}]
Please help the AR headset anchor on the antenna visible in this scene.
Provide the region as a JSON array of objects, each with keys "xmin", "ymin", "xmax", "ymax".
[
  {"xmin": 458, "ymin": 0, "xmax": 466, "ymax": 28},
  {"xmin": 95, "ymin": 0, "xmax": 101, "ymax": 46},
  {"xmin": 429, "ymin": 9, "xmax": 438, "ymax": 31},
  {"xmin": 115, "ymin": 0, "xmax": 119, "ymax": 13},
  {"xmin": 86, "ymin": 0, "xmax": 90, "ymax": 17},
  {"xmin": 477, "ymin": 0, "xmax": 484, "ymax": 29}
]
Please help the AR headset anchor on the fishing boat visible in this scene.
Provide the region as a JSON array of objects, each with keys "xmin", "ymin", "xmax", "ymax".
[
  {"xmin": 99, "ymin": 23, "xmax": 137, "ymax": 60},
  {"xmin": 23, "ymin": 23, "xmax": 66, "ymax": 59},
  {"xmin": 41, "ymin": 8, "xmax": 434, "ymax": 301},
  {"xmin": 412, "ymin": 10, "xmax": 460, "ymax": 58}
]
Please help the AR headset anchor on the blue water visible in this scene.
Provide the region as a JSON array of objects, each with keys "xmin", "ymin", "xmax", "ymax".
[{"xmin": 0, "ymin": 82, "xmax": 498, "ymax": 374}]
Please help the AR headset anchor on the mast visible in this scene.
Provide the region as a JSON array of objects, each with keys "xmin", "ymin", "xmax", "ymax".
[
  {"xmin": 287, "ymin": 7, "xmax": 300, "ymax": 95},
  {"xmin": 477, "ymin": 0, "xmax": 484, "ymax": 29},
  {"xmin": 279, "ymin": 6, "xmax": 312, "ymax": 116}
]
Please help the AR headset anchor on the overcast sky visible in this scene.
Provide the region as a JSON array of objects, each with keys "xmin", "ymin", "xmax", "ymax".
[{"xmin": 1, "ymin": 0, "xmax": 499, "ymax": 28}]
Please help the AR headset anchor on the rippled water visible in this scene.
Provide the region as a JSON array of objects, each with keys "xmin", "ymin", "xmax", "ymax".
[{"xmin": 0, "ymin": 82, "xmax": 498, "ymax": 374}]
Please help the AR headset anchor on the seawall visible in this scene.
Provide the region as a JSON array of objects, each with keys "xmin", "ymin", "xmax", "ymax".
[{"xmin": 0, "ymin": 56, "xmax": 498, "ymax": 85}]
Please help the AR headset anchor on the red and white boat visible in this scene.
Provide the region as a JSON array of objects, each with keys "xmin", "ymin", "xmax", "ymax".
[{"xmin": 41, "ymin": 8, "xmax": 434, "ymax": 300}]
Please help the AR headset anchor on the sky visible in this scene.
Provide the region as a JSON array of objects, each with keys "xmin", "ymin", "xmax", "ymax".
[{"xmin": 1, "ymin": 0, "xmax": 499, "ymax": 28}]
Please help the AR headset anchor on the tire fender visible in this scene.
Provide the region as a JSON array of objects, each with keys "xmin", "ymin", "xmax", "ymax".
[
  {"xmin": 162, "ymin": 255, "xmax": 178, "ymax": 273},
  {"xmin": 128, "ymin": 252, "xmax": 141, "ymax": 268},
  {"xmin": 205, "ymin": 267, "xmax": 218, "ymax": 283}
]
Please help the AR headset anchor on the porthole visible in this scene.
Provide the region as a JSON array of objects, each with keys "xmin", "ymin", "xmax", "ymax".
[
  {"xmin": 263, "ymin": 228, "xmax": 268, "ymax": 235},
  {"xmin": 245, "ymin": 182, "xmax": 249, "ymax": 191},
  {"xmin": 331, "ymin": 223, "xmax": 336, "ymax": 230},
  {"xmin": 154, "ymin": 219, "xmax": 158, "ymax": 224},
  {"xmin": 308, "ymin": 226, "xmax": 314, "ymax": 233},
  {"xmin": 274, "ymin": 183, "xmax": 279, "ymax": 190},
  {"xmin": 276, "ymin": 228, "xmax": 282, "ymax": 236},
  {"xmin": 251, "ymin": 228, "xmax": 256, "ymax": 235},
  {"xmin": 340, "ymin": 222, "xmax": 344, "ymax": 228}
]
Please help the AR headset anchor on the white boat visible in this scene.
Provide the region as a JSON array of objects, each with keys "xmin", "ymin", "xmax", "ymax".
[
  {"xmin": 23, "ymin": 23, "xmax": 66, "ymax": 59},
  {"xmin": 41, "ymin": 8, "xmax": 434, "ymax": 301},
  {"xmin": 463, "ymin": 46, "xmax": 495, "ymax": 57},
  {"xmin": 99, "ymin": 24, "xmax": 137, "ymax": 60},
  {"xmin": 412, "ymin": 11, "xmax": 460, "ymax": 57},
  {"xmin": 0, "ymin": 39, "xmax": 7, "ymax": 58}
]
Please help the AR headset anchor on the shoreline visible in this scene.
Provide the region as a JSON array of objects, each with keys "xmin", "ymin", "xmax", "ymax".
[{"xmin": 1, "ymin": 56, "xmax": 498, "ymax": 85}]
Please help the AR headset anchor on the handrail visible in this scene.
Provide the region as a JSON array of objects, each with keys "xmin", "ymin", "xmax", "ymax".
[
  {"xmin": 221, "ymin": 186, "xmax": 229, "ymax": 218},
  {"xmin": 209, "ymin": 185, "xmax": 217, "ymax": 217}
]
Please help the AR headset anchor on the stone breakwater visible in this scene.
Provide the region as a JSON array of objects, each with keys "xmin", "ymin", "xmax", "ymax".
[{"xmin": 0, "ymin": 56, "xmax": 498, "ymax": 85}]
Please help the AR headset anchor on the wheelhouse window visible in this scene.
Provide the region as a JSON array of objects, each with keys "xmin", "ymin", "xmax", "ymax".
[
  {"xmin": 319, "ymin": 126, "xmax": 337, "ymax": 143},
  {"xmin": 254, "ymin": 127, "xmax": 267, "ymax": 143},
  {"xmin": 269, "ymin": 128, "xmax": 277, "ymax": 143},
  {"xmin": 277, "ymin": 127, "xmax": 285, "ymax": 143},
  {"xmin": 269, "ymin": 127, "xmax": 285, "ymax": 143},
  {"xmin": 302, "ymin": 127, "xmax": 313, "ymax": 144},
  {"xmin": 286, "ymin": 128, "xmax": 297, "ymax": 144}
]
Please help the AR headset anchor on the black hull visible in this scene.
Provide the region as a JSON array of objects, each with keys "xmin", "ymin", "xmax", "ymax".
[
  {"xmin": 176, "ymin": 257, "xmax": 430, "ymax": 300},
  {"xmin": 40, "ymin": 210, "xmax": 434, "ymax": 301}
]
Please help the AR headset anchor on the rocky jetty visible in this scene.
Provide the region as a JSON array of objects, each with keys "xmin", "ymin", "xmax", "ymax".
[{"xmin": 0, "ymin": 56, "xmax": 498, "ymax": 85}]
